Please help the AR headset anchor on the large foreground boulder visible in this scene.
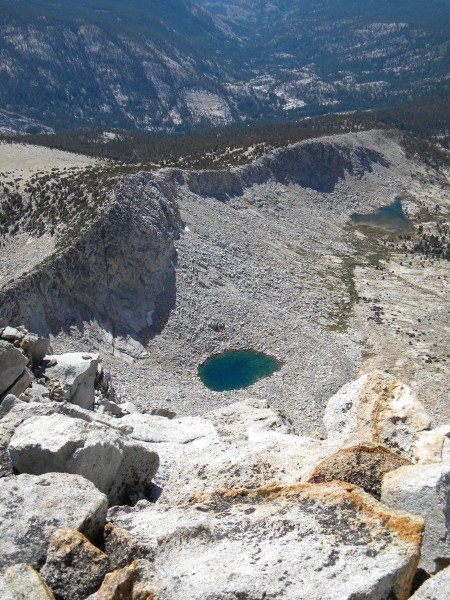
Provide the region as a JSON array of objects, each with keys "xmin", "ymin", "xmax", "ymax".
[
  {"xmin": 0, "ymin": 472, "xmax": 107, "ymax": 570},
  {"xmin": 132, "ymin": 399, "xmax": 325, "ymax": 504},
  {"xmin": 160, "ymin": 428, "xmax": 325, "ymax": 505},
  {"xmin": 8, "ymin": 414, "xmax": 159, "ymax": 505},
  {"xmin": 381, "ymin": 462, "xmax": 450, "ymax": 574},
  {"xmin": 109, "ymin": 481, "xmax": 424, "ymax": 599}
]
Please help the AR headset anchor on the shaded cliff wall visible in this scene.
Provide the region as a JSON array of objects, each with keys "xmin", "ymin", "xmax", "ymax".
[{"xmin": 0, "ymin": 173, "xmax": 182, "ymax": 353}]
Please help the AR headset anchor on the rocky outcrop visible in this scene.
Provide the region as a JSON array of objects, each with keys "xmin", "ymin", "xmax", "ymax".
[
  {"xmin": 187, "ymin": 139, "xmax": 388, "ymax": 199},
  {"xmin": 324, "ymin": 372, "xmax": 431, "ymax": 458},
  {"xmin": 40, "ymin": 529, "xmax": 109, "ymax": 600},
  {"xmin": 0, "ymin": 472, "xmax": 107, "ymax": 571},
  {"xmin": 0, "ymin": 172, "xmax": 182, "ymax": 357},
  {"xmin": 43, "ymin": 353, "xmax": 99, "ymax": 410},
  {"xmin": 8, "ymin": 414, "xmax": 159, "ymax": 505},
  {"xmin": 109, "ymin": 481, "xmax": 424, "ymax": 600},
  {"xmin": 381, "ymin": 462, "xmax": 450, "ymax": 574}
]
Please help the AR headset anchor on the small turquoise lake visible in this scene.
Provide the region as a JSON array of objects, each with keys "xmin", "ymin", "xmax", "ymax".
[
  {"xmin": 351, "ymin": 197, "xmax": 412, "ymax": 233},
  {"xmin": 198, "ymin": 350, "xmax": 280, "ymax": 392}
]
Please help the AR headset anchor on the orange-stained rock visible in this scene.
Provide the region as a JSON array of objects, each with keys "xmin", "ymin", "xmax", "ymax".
[
  {"xmin": 97, "ymin": 562, "xmax": 137, "ymax": 600},
  {"xmin": 97, "ymin": 560, "xmax": 161, "ymax": 600},
  {"xmin": 109, "ymin": 480, "xmax": 424, "ymax": 600},
  {"xmin": 41, "ymin": 528, "xmax": 109, "ymax": 600},
  {"xmin": 324, "ymin": 372, "xmax": 431, "ymax": 458}
]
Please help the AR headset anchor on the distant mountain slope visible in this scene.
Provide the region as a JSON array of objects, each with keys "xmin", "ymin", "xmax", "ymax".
[
  {"xmin": 199, "ymin": 0, "xmax": 450, "ymax": 112},
  {"xmin": 1, "ymin": 0, "xmax": 449, "ymax": 132},
  {"xmin": 0, "ymin": 0, "xmax": 259, "ymax": 132}
]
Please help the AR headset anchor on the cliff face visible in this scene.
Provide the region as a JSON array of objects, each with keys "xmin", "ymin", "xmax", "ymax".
[
  {"xmin": 0, "ymin": 172, "xmax": 182, "ymax": 357},
  {"xmin": 185, "ymin": 139, "xmax": 389, "ymax": 199}
]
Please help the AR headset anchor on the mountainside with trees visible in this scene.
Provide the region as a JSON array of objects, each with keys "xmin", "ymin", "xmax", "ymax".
[{"xmin": 0, "ymin": 0, "xmax": 449, "ymax": 132}]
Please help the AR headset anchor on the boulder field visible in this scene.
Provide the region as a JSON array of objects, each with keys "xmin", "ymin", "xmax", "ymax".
[{"xmin": 0, "ymin": 326, "xmax": 450, "ymax": 598}]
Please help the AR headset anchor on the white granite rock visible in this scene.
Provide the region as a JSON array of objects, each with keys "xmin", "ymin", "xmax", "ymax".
[
  {"xmin": 412, "ymin": 429, "xmax": 447, "ymax": 464},
  {"xmin": 21, "ymin": 333, "xmax": 51, "ymax": 365},
  {"xmin": 109, "ymin": 481, "xmax": 424, "ymax": 600},
  {"xmin": 121, "ymin": 412, "xmax": 219, "ymax": 489},
  {"xmin": 43, "ymin": 353, "xmax": 99, "ymax": 410},
  {"xmin": 323, "ymin": 373, "xmax": 369, "ymax": 444},
  {"xmin": 1, "ymin": 326, "xmax": 25, "ymax": 341},
  {"xmin": 381, "ymin": 462, "xmax": 450, "ymax": 574},
  {"xmin": 20, "ymin": 382, "xmax": 51, "ymax": 403},
  {"xmin": 8, "ymin": 413, "xmax": 159, "ymax": 505},
  {"xmin": 205, "ymin": 397, "xmax": 291, "ymax": 443},
  {"xmin": 0, "ymin": 472, "xmax": 107, "ymax": 571},
  {"xmin": 0, "ymin": 576, "xmax": 14, "ymax": 600},
  {"xmin": 4, "ymin": 368, "xmax": 33, "ymax": 400},
  {"xmin": 324, "ymin": 372, "xmax": 431, "ymax": 458}
]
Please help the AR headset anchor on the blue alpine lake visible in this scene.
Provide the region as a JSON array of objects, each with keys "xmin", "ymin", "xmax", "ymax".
[
  {"xmin": 351, "ymin": 197, "xmax": 412, "ymax": 233},
  {"xmin": 198, "ymin": 350, "xmax": 280, "ymax": 392}
]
